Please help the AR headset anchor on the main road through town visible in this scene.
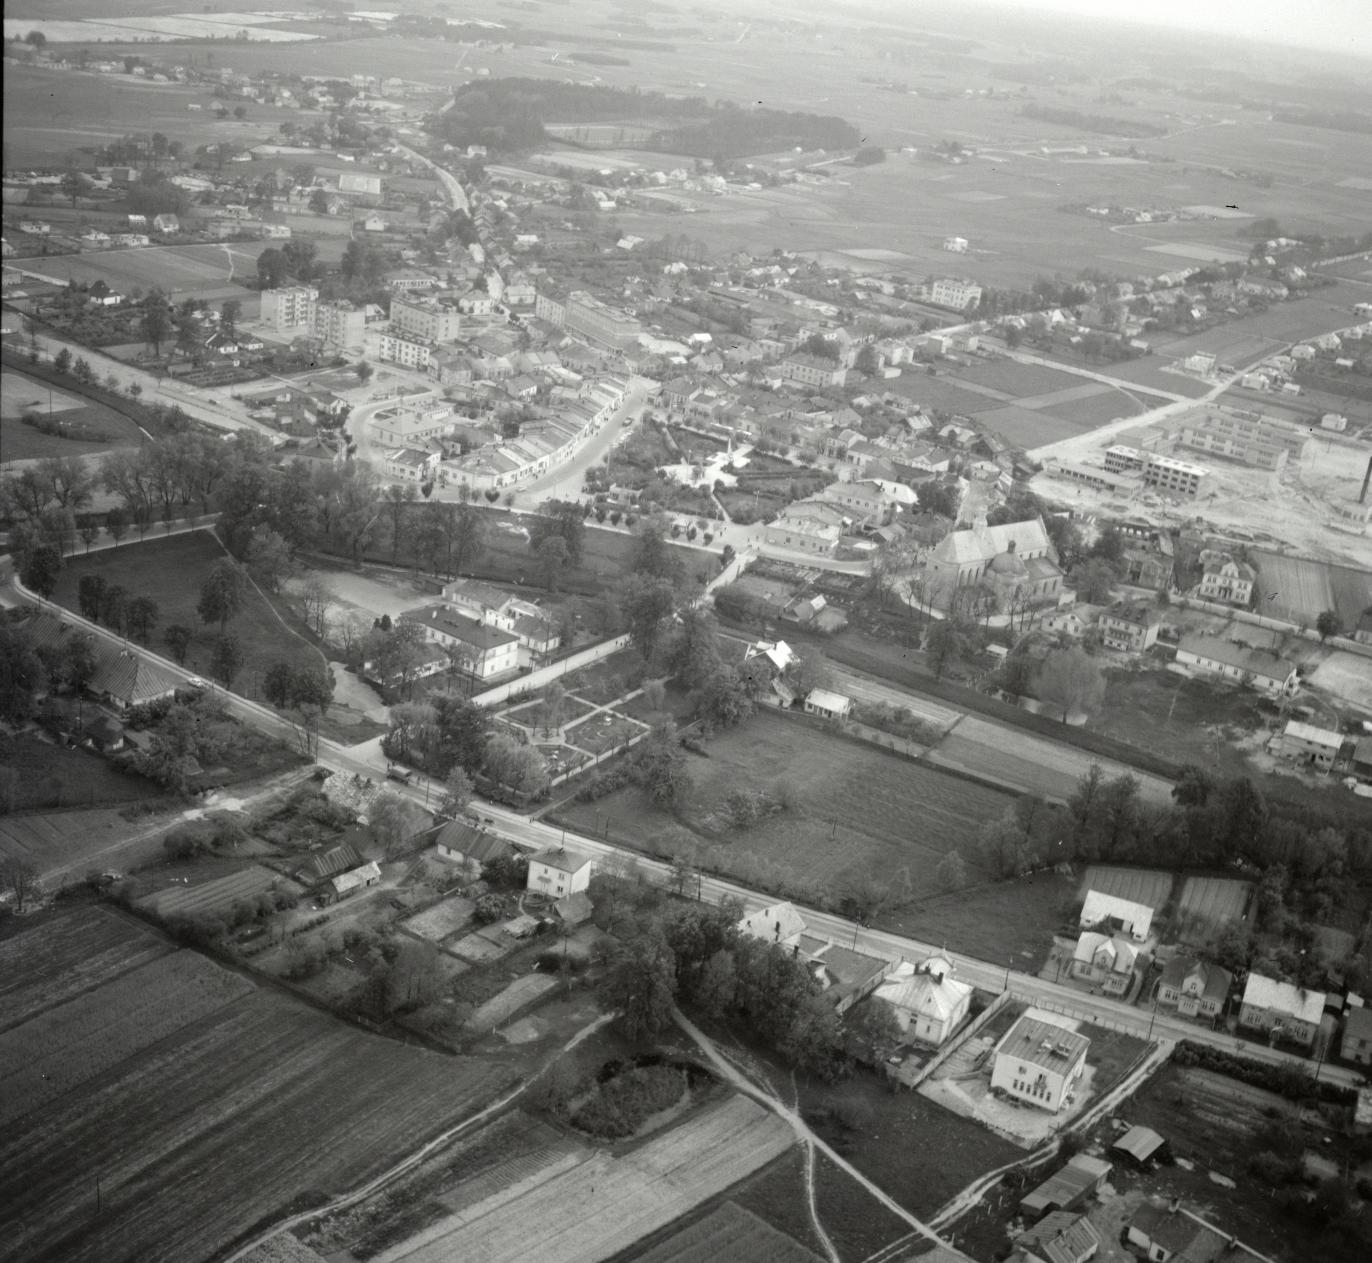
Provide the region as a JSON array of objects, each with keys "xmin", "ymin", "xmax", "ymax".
[{"xmin": 8, "ymin": 573, "xmax": 1358, "ymax": 1090}]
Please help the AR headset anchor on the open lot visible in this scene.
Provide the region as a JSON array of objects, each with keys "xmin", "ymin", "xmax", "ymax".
[
  {"xmin": 0, "ymin": 907, "xmax": 514, "ymax": 1263},
  {"xmin": 0, "ymin": 369, "xmax": 145, "ymax": 462},
  {"xmin": 555, "ymin": 709, "xmax": 1014, "ymax": 892},
  {"xmin": 140, "ymin": 864, "xmax": 301, "ymax": 919},
  {"xmin": 1175, "ymin": 876, "xmax": 1253, "ymax": 946},
  {"xmin": 401, "ymin": 896, "xmax": 475, "ymax": 943},
  {"xmin": 0, "ymin": 731, "xmax": 166, "ymax": 814},
  {"xmin": 1078, "ymin": 865, "xmax": 1175, "ymax": 917},
  {"xmin": 627, "ymin": 1201, "xmax": 823, "ymax": 1263},
  {"xmin": 366, "ymin": 1093, "xmax": 794, "ymax": 1263},
  {"xmin": 14, "ymin": 243, "xmax": 263, "ymax": 307}
]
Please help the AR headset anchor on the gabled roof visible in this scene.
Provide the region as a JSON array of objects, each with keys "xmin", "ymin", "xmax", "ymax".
[
  {"xmin": 1112, "ymin": 1125, "xmax": 1166, "ymax": 1164},
  {"xmin": 1176, "ymin": 634, "xmax": 1296, "ymax": 683},
  {"xmin": 436, "ymin": 820, "xmax": 512, "ymax": 865},
  {"xmin": 875, "ymin": 959, "xmax": 971, "ymax": 1022},
  {"xmin": 1080, "ymin": 889, "xmax": 1154, "ymax": 937},
  {"xmin": 299, "ymin": 842, "xmax": 364, "ymax": 883},
  {"xmin": 1015, "ymin": 1210, "xmax": 1102, "ymax": 1263},
  {"xmin": 1159, "ymin": 955, "xmax": 1230, "ymax": 1003},
  {"xmin": 530, "ymin": 846, "xmax": 594, "ymax": 875},
  {"xmin": 1073, "ymin": 932, "xmax": 1137, "ymax": 974},
  {"xmin": 331, "ymin": 860, "xmax": 381, "ymax": 894},
  {"xmin": 738, "ymin": 900, "xmax": 806, "ymax": 944},
  {"xmin": 1281, "ymin": 719, "xmax": 1341, "ymax": 749},
  {"xmin": 1241, "ymin": 973, "xmax": 1325, "ymax": 1024}
]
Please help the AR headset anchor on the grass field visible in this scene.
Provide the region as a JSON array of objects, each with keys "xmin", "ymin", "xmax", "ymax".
[
  {"xmin": 2, "ymin": 62, "xmax": 313, "ymax": 168},
  {"xmin": 1078, "ymin": 865, "xmax": 1175, "ymax": 917},
  {"xmin": 401, "ymin": 896, "xmax": 475, "ymax": 943},
  {"xmin": 49, "ymin": 531, "xmax": 329, "ymax": 702},
  {"xmin": 0, "ymin": 731, "xmax": 164, "ymax": 813},
  {"xmin": 16, "ymin": 244, "xmax": 263, "ymax": 307},
  {"xmin": 555, "ymin": 709, "xmax": 1013, "ymax": 890},
  {"xmin": 0, "ymin": 369, "xmax": 144, "ymax": 462},
  {"xmin": 0, "ymin": 907, "xmax": 514, "ymax": 1263},
  {"xmin": 1250, "ymin": 549, "xmax": 1372, "ymax": 630}
]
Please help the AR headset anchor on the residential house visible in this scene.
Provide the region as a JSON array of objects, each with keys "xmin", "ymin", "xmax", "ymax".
[
  {"xmin": 1009, "ymin": 1210, "xmax": 1101, "ymax": 1263},
  {"xmin": 1098, "ymin": 601, "xmax": 1161, "ymax": 654},
  {"xmin": 1197, "ymin": 552, "xmax": 1255, "ymax": 607},
  {"xmin": 990, "ymin": 1015, "xmax": 1090, "ymax": 1112},
  {"xmin": 1080, "ymin": 890, "xmax": 1154, "ymax": 940},
  {"xmin": 804, "ymin": 689, "xmax": 853, "ymax": 721},
  {"xmin": 1273, "ymin": 719, "xmax": 1342, "ymax": 771},
  {"xmin": 781, "ymin": 353, "xmax": 848, "ymax": 389},
  {"xmin": 1070, "ymin": 933, "xmax": 1137, "ymax": 995},
  {"xmin": 1156, "ymin": 956, "xmax": 1231, "ymax": 1021},
  {"xmin": 526, "ymin": 847, "xmax": 594, "ymax": 899},
  {"xmin": 763, "ymin": 500, "xmax": 845, "ymax": 556},
  {"xmin": 152, "ymin": 213, "xmax": 180, "ymax": 233},
  {"xmin": 403, "ymin": 604, "xmax": 520, "ymax": 680},
  {"xmin": 1126, "ymin": 1200, "xmax": 1273, "ymax": 1263},
  {"xmin": 383, "ymin": 447, "xmax": 441, "ymax": 482},
  {"xmin": 296, "ymin": 842, "xmax": 366, "ymax": 888},
  {"xmin": 370, "ymin": 401, "xmax": 453, "ymax": 449},
  {"xmin": 819, "ymin": 479, "xmax": 899, "ymax": 526},
  {"xmin": 1238, "ymin": 973, "xmax": 1325, "ymax": 1046},
  {"xmin": 1340, "ymin": 1006, "xmax": 1372, "ymax": 1066},
  {"xmin": 1121, "ymin": 530, "xmax": 1174, "ymax": 590},
  {"xmin": 1175, "ymin": 634, "xmax": 1299, "ymax": 695},
  {"xmin": 434, "ymin": 819, "xmax": 514, "ymax": 877},
  {"xmin": 873, "ymin": 956, "xmax": 972, "ymax": 1046},
  {"xmin": 439, "ymin": 578, "xmax": 560, "ymax": 660}
]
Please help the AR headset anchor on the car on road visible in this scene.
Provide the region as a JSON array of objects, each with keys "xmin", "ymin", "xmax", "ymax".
[
  {"xmin": 185, "ymin": 676, "xmax": 208, "ymax": 690},
  {"xmin": 385, "ymin": 766, "xmax": 413, "ymax": 784}
]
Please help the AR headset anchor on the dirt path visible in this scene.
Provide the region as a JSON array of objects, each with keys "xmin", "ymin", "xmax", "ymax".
[
  {"xmin": 672, "ymin": 1009, "xmax": 951, "ymax": 1252},
  {"xmin": 222, "ymin": 1012, "xmax": 615, "ymax": 1263}
]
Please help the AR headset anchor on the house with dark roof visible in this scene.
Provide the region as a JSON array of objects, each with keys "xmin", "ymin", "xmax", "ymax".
[
  {"xmin": 527, "ymin": 847, "xmax": 594, "ymax": 898},
  {"xmin": 1019, "ymin": 1154, "xmax": 1112, "ymax": 1220},
  {"xmin": 435, "ymin": 819, "xmax": 514, "ymax": 877},
  {"xmin": 16, "ymin": 613, "xmax": 182, "ymax": 710},
  {"xmin": 296, "ymin": 842, "xmax": 365, "ymax": 886},
  {"xmin": 1099, "ymin": 600, "xmax": 1161, "ymax": 654},
  {"xmin": 403, "ymin": 604, "xmax": 520, "ymax": 680},
  {"xmin": 1175, "ymin": 634, "xmax": 1298, "ymax": 696},
  {"xmin": 1126, "ymin": 1198, "xmax": 1272, "ymax": 1262},
  {"xmin": 1157, "ymin": 956, "xmax": 1230, "ymax": 1021}
]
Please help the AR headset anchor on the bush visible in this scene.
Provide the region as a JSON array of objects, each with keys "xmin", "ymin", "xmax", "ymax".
[
  {"xmin": 1172, "ymin": 1041, "xmax": 1353, "ymax": 1105},
  {"xmin": 536, "ymin": 949, "xmax": 588, "ymax": 974},
  {"xmin": 570, "ymin": 1063, "xmax": 688, "ymax": 1139}
]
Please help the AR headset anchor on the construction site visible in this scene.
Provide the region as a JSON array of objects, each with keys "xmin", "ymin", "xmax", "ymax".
[{"xmin": 1031, "ymin": 401, "xmax": 1372, "ymax": 568}]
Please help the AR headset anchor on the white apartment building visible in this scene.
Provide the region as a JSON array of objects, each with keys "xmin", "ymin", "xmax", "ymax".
[
  {"xmin": 378, "ymin": 332, "xmax": 432, "ymax": 371},
  {"xmin": 390, "ymin": 295, "xmax": 464, "ymax": 342},
  {"xmin": 925, "ymin": 278, "xmax": 983, "ymax": 311}
]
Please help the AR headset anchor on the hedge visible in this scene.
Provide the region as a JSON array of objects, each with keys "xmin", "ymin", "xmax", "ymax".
[{"xmin": 1172, "ymin": 1040, "xmax": 1354, "ymax": 1106}]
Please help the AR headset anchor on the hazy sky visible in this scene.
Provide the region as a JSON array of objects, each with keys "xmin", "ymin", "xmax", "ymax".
[{"xmin": 981, "ymin": 0, "xmax": 1372, "ymax": 58}]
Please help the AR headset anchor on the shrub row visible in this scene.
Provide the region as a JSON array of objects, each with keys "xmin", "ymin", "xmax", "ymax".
[{"xmin": 1173, "ymin": 1040, "xmax": 1354, "ymax": 1105}]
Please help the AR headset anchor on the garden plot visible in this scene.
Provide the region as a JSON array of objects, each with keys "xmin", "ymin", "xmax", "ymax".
[
  {"xmin": 448, "ymin": 927, "xmax": 516, "ymax": 963},
  {"xmin": 466, "ymin": 975, "xmax": 561, "ymax": 1034},
  {"xmin": 1077, "ymin": 865, "xmax": 1174, "ymax": 914},
  {"xmin": 1175, "ymin": 876, "xmax": 1252, "ymax": 946},
  {"xmin": 140, "ymin": 864, "xmax": 299, "ymax": 919},
  {"xmin": 564, "ymin": 710, "xmax": 650, "ymax": 757},
  {"xmin": 402, "ymin": 896, "xmax": 475, "ymax": 943}
]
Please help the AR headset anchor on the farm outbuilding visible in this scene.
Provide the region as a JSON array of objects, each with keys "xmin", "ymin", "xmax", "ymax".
[
  {"xmin": 1080, "ymin": 889, "xmax": 1154, "ymax": 940},
  {"xmin": 328, "ymin": 861, "xmax": 380, "ymax": 902},
  {"xmin": 1111, "ymin": 1124, "xmax": 1168, "ymax": 1168},
  {"xmin": 1019, "ymin": 1153, "xmax": 1113, "ymax": 1220}
]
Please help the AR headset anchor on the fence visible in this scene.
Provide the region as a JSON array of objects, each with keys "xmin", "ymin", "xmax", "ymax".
[
  {"xmin": 547, "ymin": 725, "xmax": 653, "ymax": 790},
  {"xmin": 1008, "ymin": 990, "xmax": 1146, "ymax": 1037},
  {"xmin": 470, "ymin": 634, "xmax": 632, "ymax": 707},
  {"xmin": 897, "ymin": 989, "xmax": 1014, "ymax": 1091}
]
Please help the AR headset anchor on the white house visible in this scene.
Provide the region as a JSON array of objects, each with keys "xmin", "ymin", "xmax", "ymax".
[
  {"xmin": 1238, "ymin": 973, "xmax": 1325, "ymax": 1046},
  {"xmin": 1070, "ymin": 932, "xmax": 1137, "ymax": 996},
  {"xmin": 383, "ymin": 447, "xmax": 440, "ymax": 482},
  {"xmin": 804, "ymin": 689, "xmax": 853, "ymax": 721},
  {"xmin": 737, "ymin": 900, "xmax": 807, "ymax": 949},
  {"xmin": 526, "ymin": 847, "xmax": 594, "ymax": 899},
  {"xmin": 403, "ymin": 604, "xmax": 520, "ymax": 680},
  {"xmin": 1157, "ymin": 956, "xmax": 1231, "ymax": 1021},
  {"xmin": 873, "ymin": 956, "xmax": 972, "ymax": 1046},
  {"xmin": 991, "ymin": 1014, "xmax": 1090, "ymax": 1113},
  {"xmin": 1079, "ymin": 890, "xmax": 1154, "ymax": 940},
  {"xmin": 1175, "ymin": 634, "xmax": 1299, "ymax": 696}
]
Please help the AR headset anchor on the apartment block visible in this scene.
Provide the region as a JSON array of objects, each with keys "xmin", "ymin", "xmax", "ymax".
[
  {"xmin": 564, "ymin": 291, "xmax": 641, "ymax": 351},
  {"xmin": 1142, "ymin": 453, "xmax": 1208, "ymax": 498},
  {"xmin": 390, "ymin": 294, "xmax": 463, "ymax": 342},
  {"xmin": 1177, "ymin": 406, "xmax": 1308, "ymax": 470},
  {"xmin": 260, "ymin": 285, "xmax": 319, "ymax": 330},
  {"xmin": 378, "ymin": 332, "xmax": 432, "ymax": 370}
]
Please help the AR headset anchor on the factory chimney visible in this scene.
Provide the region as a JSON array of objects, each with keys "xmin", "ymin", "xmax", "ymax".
[{"xmin": 1362, "ymin": 455, "xmax": 1372, "ymax": 504}]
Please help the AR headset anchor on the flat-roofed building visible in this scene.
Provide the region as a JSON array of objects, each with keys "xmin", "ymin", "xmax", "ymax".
[
  {"xmin": 260, "ymin": 285, "xmax": 318, "ymax": 330},
  {"xmin": 1178, "ymin": 405, "xmax": 1308, "ymax": 470},
  {"xmin": 378, "ymin": 331, "xmax": 432, "ymax": 370},
  {"xmin": 1142, "ymin": 453, "xmax": 1208, "ymax": 498},
  {"xmin": 991, "ymin": 1015, "xmax": 1090, "ymax": 1112},
  {"xmin": 391, "ymin": 294, "xmax": 464, "ymax": 341},
  {"xmin": 565, "ymin": 291, "xmax": 641, "ymax": 350}
]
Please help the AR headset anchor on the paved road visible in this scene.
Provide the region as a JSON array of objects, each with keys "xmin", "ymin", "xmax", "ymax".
[
  {"xmin": 395, "ymin": 142, "xmax": 470, "ymax": 216},
  {"xmin": 10, "ymin": 574, "xmax": 1353, "ymax": 1089}
]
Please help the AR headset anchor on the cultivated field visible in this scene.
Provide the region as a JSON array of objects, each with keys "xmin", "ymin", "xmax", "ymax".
[
  {"xmin": 141, "ymin": 864, "xmax": 301, "ymax": 919},
  {"xmin": 1175, "ymin": 876, "xmax": 1253, "ymax": 946},
  {"xmin": 628, "ymin": 1201, "xmax": 823, "ymax": 1263},
  {"xmin": 0, "ymin": 905, "xmax": 169, "ymax": 1031},
  {"xmin": 556, "ymin": 709, "xmax": 1014, "ymax": 887},
  {"xmin": 1, "ymin": 909, "xmax": 514, "ymax": 1263},
  {"xmin": 0, "ymin": 949, "xmax": 252, "ymax": 1125},
  {"xmin": 1078, "ymin": 865, "xmax": 1174, "ymax": 916},
  {"xmin": 1250, "ymin": 549, "xmax": 1372, "ymax": 630},
  {"xmin": 401, "ymin": 895, "xmax": 475, "ymax": 942},
  {"xmin": 370, "ymin": 1094, "xmax": 794, "ymax": 1263}
]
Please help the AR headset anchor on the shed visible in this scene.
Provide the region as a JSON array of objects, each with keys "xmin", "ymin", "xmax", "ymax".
[
  {"xmin": 1019, "ymin": 1153, "xmax": 1113, "ymax": 1220},
  {"xmin": 1111, "ymin": 1124, "xmax": 1168, "ymax": 1167},
  {"xmin": 1080, "ymin": 889, "xmax": 1153, "ymax": 940},
  {"xmin": 804, "ymin": 688, "xmax": 854, "ymax": 721},
  {"xmin": 329, "ymin": 860, "xmax": 381, "ymax": 901}
]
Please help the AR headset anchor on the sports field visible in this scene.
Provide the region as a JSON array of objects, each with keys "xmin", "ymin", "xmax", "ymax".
[
  {"xmin": 1, "ymin": 907, "xmax": 513, "ymax": 1263},
  {"xmin": 15, "ymin": 244, "xmax": 262, "ymax": 306}
]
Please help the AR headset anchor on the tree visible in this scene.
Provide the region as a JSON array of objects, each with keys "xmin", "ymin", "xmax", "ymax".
[
  {"xmin": 40, "ymin": 455, "xmax": 94, "ymax": 511},
  {"xmin": 1172, "ymin": 764, "xmax": 1212, "ymax": 808},
  {"xmin": 598, "ymin": 931, "xmax": 678, "ymax": 1042},
  {"xmin": 369, "ymin": 791, "xmax": 423, "ymax": 859},
  {"xmin": 1070, "ymin": 558, "xmax": 1120, "ymax": 605},
  {"xmin": 843, "ymin": 996, "xmax": 902, "ymax": 1061},
  {"xmin": 220, "ymin": 298, "xmax": 241, "ymax": 335},
  {"xmin": 164, "ymin": 624, "xmax": 192, "ymax": 665},
  {"xmin": 529, "ymin": 500, "xmax": 585, "ymax": 567},
  {"xmin": 0, "ymin": 858, "xmax": 41, "ymax": 913},
  {"xmin": 694, "ymin": 948, "xmax": 737, "ymax": 1019},
  {"xmin": 61, "ymin": 165, "xmax": 81, "ymax": 208},
  {"xmin": 671, "ymin": 607, "xmax": 721, "ymax": 689},
  {"xmin": 62, "ymin": 631, "xmax": 97, "ymax": 692},
  {"xmin": 698, "ymin": 668, "xmax": 754, "ymax": 731},
  {"xmin": 636, "ymin": 725, "xmax": 692, "ymax": 807},
  {"xmin": 621, "ymin": 574, "xmax": 677, "ymax": 665},
  {"xmin": 105, "ymin": 506, "xmax": 129, "ymax": 546},
  {"xmin": 18, "ymin": 543, "xmax": 62, "ymax": 598},
  {"xmin": 438, "ymin": 765, "xmax": 474, "ymax": 819},
  {"xmin": 0, "ymin": 628, "xmax": 43, "ymax": 724},
  {"xmin": 197, "ymin": 559, "xmax": 245, "ymax": 631},
  {"xmin": 210, "ymin": 633, "xmax": 243, "ymax": 689},
  {"xmin": 78, "ymin": 574, "xmax": 107, "ymax": 621},
  {"xmin": 309, "ymin": 188, "xmax": 331, "ymax": 214},
  {"xmin": 534, "ymin": 534, "xmax": 570, "ymax": 592},
  {"xmin": 925, "ymin": 619, "xmax": 965, "ymax": 679},
  {"xmin": 141, "ymin": 295, "xmax": 171, "ymax": 356},
  {"xmin": 126, "ymin": 596, "xmax": 159, "ymax": 642},
  {"xmin": 483, "ymin": 734, "xmax": 550, "ymax": 799},
  {"xmin": 355, "ymin": 359, "xmax": 373, "ymax": 384},
  {"xmin": 1315, "ymin": 609, "xmax": 1341, "ymax": 643},
  {"xmin": 53, "ymin": 346, "xmax": 73, "ymax": 376},
  {"xmin": 256, "ymin": 246, "xmax": 288, "ymax": 289},
  {"xmin": 935, "ymin": 849, "xmax": 969, "ymax": 891},
  {"xmin": 1037, "ymin": 646, "xmax": 1105, "ymax": 723},
  {"xmin": 247, "ymin": 529, "xmax": 295, "ymax": 593}
]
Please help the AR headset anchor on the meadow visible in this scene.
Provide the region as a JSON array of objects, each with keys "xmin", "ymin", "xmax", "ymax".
[
  {"xmin": 17, "ymin": 244, "xmax": 262, "ymax": 307},
  {"xmin": 0, "ymin": 907, "xmax": 515, "ymax": 1263},
  {"xmin": 555, "ymin": 708, "xmax": 1013, "ymax": 891}
]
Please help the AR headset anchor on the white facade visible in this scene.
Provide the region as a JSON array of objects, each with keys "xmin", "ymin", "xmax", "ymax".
[
  {"xmin": 378, "ymin": 331, "xmax": 432, "ymax": 370},
  {"xmin": 991, "ymin": 1015, "xmax": 1090, "ymax": 1113},
  {"xmin": 874, "ymin": 957, "xmax": 971, "ymax": 1046},
  {"xmin": 527, "ymin": 848, "xmax": 594, "ymax": 898}
]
